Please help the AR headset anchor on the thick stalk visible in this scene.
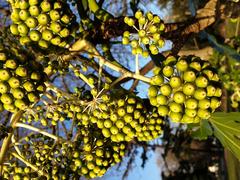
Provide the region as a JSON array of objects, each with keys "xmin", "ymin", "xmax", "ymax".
[
  {"xmin": 0, "ymin": 111, "xmax": 23, "ymax": 174},
  {"xmin": 15, "ymin": 122, "xmax": 63, "ymax": 141}
]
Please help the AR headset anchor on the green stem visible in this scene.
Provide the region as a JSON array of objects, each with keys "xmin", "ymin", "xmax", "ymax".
[
  {"xmin": 0, "ymin": 111, "xmax": 23, "ymax": 175},
  {"xmin": 87, "ymin": 0, "xmax": 113, "ymax": 22},
  {"xmin": 15, "ymin": 122, "xmax": 63, "ymax": 141}
]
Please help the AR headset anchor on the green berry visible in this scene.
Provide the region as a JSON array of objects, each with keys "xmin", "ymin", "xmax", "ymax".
[
  {"xmin": 169, "ymin": 112, "xmax": 182, "ymax": 122},
  {"xmin": 183, "ymin": 83, "xmax": 195, "ymax": 96},
  {"xmin": 122, "ymin": 37, "xmax": 129, "ymax": 45},
  {"xmin": 8, "ymin": 77, "xmax": 20, "ymax": 88},
  {"xmin": 49, "ymin": 10, "xmax": 61, "ymax": 21},
  {"xmin": 12, "ymin": 88, "xmax": 24, "ymax": 99},
  {"xmin": 23, "ymin": 81, "xmax": 35, "ymax": 92},
  {"xmin": 42, "ymin": 29, "xmax": 53, "ymax": 41},
  {"xmin": 19, "ymin": 9, "xmax": 30, "ymax": 21},
  {"xmin": 169, "ymin": 102, "xmax": 182, "ymax": 113},
  {"xmin": 37, "ymin": 14, "xmax": 49, "ymax": 25},
  {"xmin": 183, "ymin": 71, "xmax": 196, "ymax": 82},
  {"xmin": 197, "ymin": 109, "xmax": 211, "ymax": 119},
  {"xmin": 210, "ymin": 97, "xmax": 221, "ymax": 110},
  {"xmin": 10, "ymin": 24, "xmax": 19, "ymax": 35},
  {"xmin": 135, "ymin": 11, "xmax": 143, "ymax": 19},
  {"xmin": 17, "ymin": 23, "xmax": 29, "ymax": 35},
  {"xmin": 29, "ymin": 6, "xmax": 40, "ymax": 16},
  {"xmin": 19, "ymin": 36, "xmax": 31, "ymax": 45},
  {"xmin": 14, "ymin": 99, "xmax": 27, "ymax": 110},
  {"xmin": 40, "ymin": 0, "xmax": 52, "ymax": 12},
  {"xmin": 207, "ymin": 85, "xmax": 216, "ymax": 96},
  {"xmin": 0, "ymin": 82, "xmax": 9, "ymax": 94},
  {"xmin": 29, "ymin": 0, "xmax": 39, "ymax": 6},
  {"xmin": 148, "ymin": 86, "xmax": 158, "ymax": 97},
  {"xmin": 162, "ymin": 66, "xmax": 174, "ymax": 77},
  {"xmin": 1, "ymin": 93, "xmax": 13, "ymax": 104},
  {"xmin": 169, "ymin": 76, "xmax": 182, "ymax": 88},
  {"xmin": 0, "ymin": 69, "xmax": 11, "ymax": 81},
  {"xmin": 29, "ymin": 30, "xmax": 41, "ymax": 41},
  {"xmin": 185, "ymin": 98, "xmax": 198, "ymax": 109},
  {"xmin": 5, "ymin": 59, "xmax": 18, "ymax": 69},
  {"xmin": 61, "ymin": 14, "xmax": 71, "ymax": 24},
  {"xmin": 160, "ymin": 84, "xmax": 172, "ymax": 96},
  {"xmin": 158, "ymin": 105, "xmax": 169, "ymax": 116},
  {"xmin": 19, "ymin": 0, "xmax": 29, "ymax": 9},
  {"xmin": 198, "ymin": 99, "xmax": 210, "ymax": 109},
  {"xmin": 185, "ymin": 109, "xmax": 197, "ymax": 117},
  {"xmin": 173, "ymin": 91, "xmax": 186, "ymax": 104},
  {"xmin": 25, "ymin": 17, "xmax": 38, "ymax": 28},
  {"xmin": 176, "ymin": 59, "xmax": 188, "ymax": 71},
  {"xmin": 60, "ymin": 28, "xmax": 70, "ymax": 38},
  {"xmin": 16, "ymin": 66, "xmax": 27, "ymax": 77},
  {"xmin": 156, "ymin": 94, "xmax": 168, "ymax": 105},
  {"xmin": 194, "ymin": 89, "xmax": 206, "ymax": 100},
  {"xmin": 0, "ymin": 53, "xmax": 7, "ymax": 61},
  {"xmin": 195, "ymin": 76, "xmax": 208, "ymax": 88}
]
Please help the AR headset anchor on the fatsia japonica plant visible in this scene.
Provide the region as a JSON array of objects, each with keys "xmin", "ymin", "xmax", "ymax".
[{"xmin": 0, "ymin": 0, "xmax": 240, "ymax": 179}]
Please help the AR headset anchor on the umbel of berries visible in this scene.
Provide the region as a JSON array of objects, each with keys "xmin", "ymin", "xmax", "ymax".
[
  {"xmin": 123, "ymin": 11, "xmax": 165, "ymax": 57},
  {"xmin": 9, "ymin": 0, "xmax": 78, "ymax": 49},
  {"xmin": 148, "ymin": 55, "xmax": 222, "ymax": 123},
  {"xmin": 0, "ymin": 45, "xmax": 46, "ymax": 112}
]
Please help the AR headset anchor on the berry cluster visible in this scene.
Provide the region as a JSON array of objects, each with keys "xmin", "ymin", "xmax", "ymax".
[
  {"xmin": 123, "ymin": 11, "xmax": 165, "ymax": 56},
  {"xmin": 9, "ymin": 0, "xmax": 77, "ymax": 48},
  {"xmin": 0, "ymin": 46, "xmax": 46, "ymax": 112},
  {"xmin": 148, "ymin": 56, "xmax": 222, "ymax": 123}
]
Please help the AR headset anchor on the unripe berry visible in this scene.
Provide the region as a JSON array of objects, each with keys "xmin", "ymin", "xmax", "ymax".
[
  {"xmin": 160, "ymin": 84, "xmax": 172, "ymax": 96},
  {"xmin": 25, "ymin": 17, "xmax": 38, "ymax": 28},
  {"xmin": 210, "ymin": 97, "xmax": 221, "ymax": 110},
  {"xmin": 195, "ymin": 76, "xmax": 208, "ymax": 88},
  {"xmin": 169, "ymin": 76, "xmax": 182, "ymax": 88},
  {"xmin": 156, "ymin": 94, "xmax": 168, "ymax": 105},
  {"xmin": 169, "ymin": 102, "xmax": 182, "ymax": 113},
  {"xmin": 169, "ymin": 112, "xmax": 182, "ymax": 122},
  {"xmin": 37, "ymin": 14, "xmax": 49, "ymax": 25},
  {"xmin": 158, "ymin": 105, "xmax": 169, "ymax": 116},
  {"xmin": 194, "ymin": 89, "xmax": 206, "ymax": 100},
  {"xmin": 29, "ymin": 6, "xmax": 40, "ymax": 16},
  {"xmin": 173, "ymin": 91, "xmax": 185, "ymax": 104},
  {"xmin": 176, "ymin": 59, "xmax": 188, "ymax": 71},
  {"xmin": 150, "ymin": 75, "xmax": 164, "ymax": 85},
  {"xmin": 185, "ymin": 109, "xmax": 197, "ymax": 117},
  {"xmin": 19, "ymin": 10, "xmax": 30, "ymax": 21},
  {"xmin": 181, "ymin": 114, "xmax": 194, "ymax": 123},
  {"xmin": 190, "ymin": 61, "xmax": 201, "ymax": 71},
  {"xmin": 17, "ymin": 23, "xmax": 29, "ymax": 35},
  {"xmin": 198, "ymin": 99, "xmax": 210, "ymax": 109},
  {"xmin": 183, "ymin": 71, "xmax": 196, "ymax": 82},
  {"xmin": 148, "ymin": 86, "xmax": 158, "ymax": 97},
  {"xmin": 162, "ymin": 66, "xmax": 174, "ymax": 77},
  {"xmin": 40, "ymin": 0, "xmax": 52, "ymax": 12},
  {"xmin": 183, "ymin": 83, "xmax": 196, "ymax": 96},
  {"xmin": 135, "ymin": 11, "xmax": 143, "ymax": 19},
  {"xmin": 197, "ymin": 109, "xmax": 211, "ymax": 119},
  {"xmin": 185, "ymin": 98, "xmax": 198, "ymax": 109}
]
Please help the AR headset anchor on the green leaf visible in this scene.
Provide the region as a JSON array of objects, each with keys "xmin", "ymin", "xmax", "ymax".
[
  {"xmin": 191, "ymin": 120, "xmax": 213, "ymax": 140},
  {"xmin": 210, "ymin": 112, "xmax": 240, "ymax": 160}
]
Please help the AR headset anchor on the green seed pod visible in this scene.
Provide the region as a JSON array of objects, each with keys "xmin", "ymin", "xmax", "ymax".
[
  {"xmin": 11, "ymin": 88, "xmax": 25, "ymax": 99},
  {"xmin": 10, "ymin": 24, "xmax": 19, "ymax": 35},
  {"xmin": 17, "ymin": 23, "xmax": 29, "ymax": 35},
  {"xmin": 8, "ymin": 77, "xmax": 20, "ymax": 88},
  {"xmin": 1, "ymin": 93, "xmax": 13, "ymax": 104},
  {"xmin": 0, "ymin": 82, "xmax": 9, "ymax": 94},
  {"xmin": 19, "ymin": 9, "xmax": 30, "ymax": 21},
  {"xmin": 37, "ymin": 14, "xmax": 50, "ymax": 25},
  {"xmin": 49, "ymin": 10, "xmax": 61, "ymax": 21},
  {"xmin": 160, "ymin": 84, "xmax": 172, "ymax": 96},
  {"xmin": 0, "ymin": 69, "xmax": 11, "ymax": 81},
  {"xmin": 25, "ymin": 17, "xmax": 38, "ymax": 28},
  {"xmin": 29, "ymin": 6, "xmax": 40, "ymax": 16},
  {"xmin": 29, "ymin": 30, "xmax": 41, "ymax": 41},
  {"xmin": 40, "ymin": 0, "xmax": 52, "ymax": 12}
]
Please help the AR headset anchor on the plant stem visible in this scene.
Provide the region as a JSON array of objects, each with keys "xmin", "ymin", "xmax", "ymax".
[
  {"xmin": 11, "ymin": 152, "xmax": 47, "ymax": 177},
  {"xmin": 135, "ymin": 54, "xmax": 139, "ymax": 74},
  {"xmin": 15, "ymin": 122, "xmax": 64, "ymax": 141},
  {"xmin": 0, "ymin": 111, "xmax": 23, "ymax": 175}
]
